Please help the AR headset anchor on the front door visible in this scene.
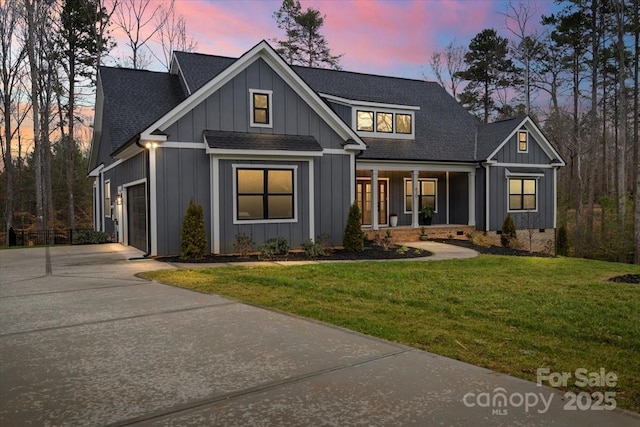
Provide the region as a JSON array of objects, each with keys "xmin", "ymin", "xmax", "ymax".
[{"xmin": 356, "ymin": 179, "xmax": 388, "ymax": 226}]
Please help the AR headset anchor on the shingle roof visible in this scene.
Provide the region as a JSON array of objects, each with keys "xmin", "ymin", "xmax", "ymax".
[
  {"xmin": 475, "ymin": 117, "xmax": 524, "ymax": 160},
  {"xmin": 99, "ymin": 66, "xmax": 186, "ymax": 154},
  {"xmin": 173, "ymin": 51, "xmax": 482, "ymax": 162},
  {"xmin": 204, "ymin": 130, "xmax": 322, "ymax": 152}
]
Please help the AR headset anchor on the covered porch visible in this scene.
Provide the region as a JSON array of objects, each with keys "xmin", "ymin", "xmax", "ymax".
[{"xmin": 355, "ymin": 162, "xmax": 477, "ymax": 230}]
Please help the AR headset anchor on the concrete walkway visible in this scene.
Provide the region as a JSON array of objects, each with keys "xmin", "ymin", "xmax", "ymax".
[{"xmin": 1, "ymin": 244, "xmax": 638, "ymax": 426}]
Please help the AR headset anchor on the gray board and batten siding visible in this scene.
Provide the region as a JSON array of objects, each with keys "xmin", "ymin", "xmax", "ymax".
[
  {"xmin": 163, "ymin": 58, "xmax": 346, "ymax": 150},
  {"xmin": 154, "ymin": 57, "xmax": 353, "ymax": 255},
  {"xmin": 492, "ymin": 129, "xmax": 553, "ymax": 164},
  {"xmin": 102, "ymin": 153, "xmax": 147, "ymax": 236}
]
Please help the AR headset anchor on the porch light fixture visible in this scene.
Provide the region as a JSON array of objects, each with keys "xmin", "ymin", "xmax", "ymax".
[
  {"xmin": 145, "ymin": 142, "xmax": 158, "ymax": 149},
  {"xmin": 116, "ymin": 194, "xmax": 122, "ymax": 205}
]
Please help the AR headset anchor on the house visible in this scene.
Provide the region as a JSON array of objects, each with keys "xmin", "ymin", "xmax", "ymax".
[{"xmin": 89, "ymin": 40, "xmax": 565, "ymax": 256}]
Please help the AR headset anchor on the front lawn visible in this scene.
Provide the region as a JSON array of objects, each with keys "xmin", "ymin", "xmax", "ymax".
[{"xmin": 141, "ymin": 255, "xmax": 640, "ymax": 412}]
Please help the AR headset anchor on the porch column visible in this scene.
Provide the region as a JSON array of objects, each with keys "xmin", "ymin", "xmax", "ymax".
[
  {"xmin": 372, "ymin": 169, "xmax": 379, "ymax": 230},
  {"xmin": 411, "ymin": 170, "xmax": 419, "ymax": 228},
  {"xmin": 468, "ymin": 170, "xmax": 476, "ymax": 226},
  {"xmin": 446, "ymin": 171, "xmax": 450, "ymax": 225}
]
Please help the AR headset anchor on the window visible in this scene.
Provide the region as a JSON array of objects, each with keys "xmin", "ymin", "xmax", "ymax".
[
  {"xmin": 396, "ymin": 114, "xmax": 412, "ymax": 134},
  {"xmin": 376, "ymin": 112, "xmax": 393, "ymax": 133},
  {"xmin": 404, "ymin": 178, "xmax": 437, "ymax": 213},
  {"xmin": 509, "ymin": 178, "xmax": 536, "ymax": 211},
  {"xmin": 518, "ymin": 131, "xmax": 528, "ymax": 153},
  {"xmin": 354, "ymin": 109, "xmax": 414, "ymax": 137},
  {"xmin": 249, "ymin": 89, "xmax": 272, "ymax": 128},
  {"xmin": 356, "ymin": 110, "xmax": 374, "ymax": 131},
  {"xmin": 104, "ymin": 180, "xmax": 111, "ymax": 218},
  {"xmin": 236, "ymin": 168, "xmax": 294, "ymax": 221}
]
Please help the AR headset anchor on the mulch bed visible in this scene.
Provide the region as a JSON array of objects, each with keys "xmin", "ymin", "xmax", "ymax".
[
  {"xmin": 608, "ymin": 274, "xmax": 640, "ymax": 284},
  {"xmin": 157, "ymin": 245, "xmax": 432, "ymax": 264},
  {"xmin": 435, "ymin": 239, "xmax": 554, "ymax": 257}
]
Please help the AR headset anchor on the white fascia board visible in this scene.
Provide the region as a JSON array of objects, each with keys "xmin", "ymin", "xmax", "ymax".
[
  {"xmin": 486, "ymin": 117, "xmax": 565, "ymax": 165},
  {"xmin": 357, "ymin": 160, "xmax": 476, "ymax": 173},
  {"xmin": 113, "ymin": 143, "xmax": 143, "ymax": 160},
  {"xmin": 88, "ymin": 164, "xmax": 104, "ymax": 177},
  {"xmin": 505, "ymin": 169, "xmax": 545, "ymax": 177},
  {"xmin": 206, "ymin": 148, "xmax": 323, "ymax": 157},
  {"xmin": 139, "ymin": 40, "xmax": 367, "ymax": 151},
  {"xmin": 171, "ymin": 54, "xmax": 192, "ymax": 95},
  {"xmin": 320, "ymin": 93, "xmax": 421, "ymax": 111}
]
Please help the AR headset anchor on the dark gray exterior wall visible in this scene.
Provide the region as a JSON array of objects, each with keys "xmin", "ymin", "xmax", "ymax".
[
  {"xmin": 102, "ymin": 152, "xmax": 147, "ymax": 236},
  {"xmin": 327, "ymin": 101, "xmax": 352, "ymax": 126},
  {"xmin": 316, "ymin": 154, "xmax": 352, "ymax": 244},
  {"xmin": 218, "ymin": 159, "xmax": 309, "ymax": 253},
  {"xmin": 164, "ymin": 58, "xmax": 345, "ymax": 150},
  {"xmin": 493, "ymin": 131, "xmax": 552, "ymax": 164},
  {"xmin": 155, "ymin": 147, "xmax": 211, "ymax": 256},
  {"xmin": 488, "ymin": 166, "xmax": 555, "ymax": 231},
  {"xmin": 449, "ymin": 172, "xmax": 469, "ymax": 225}
]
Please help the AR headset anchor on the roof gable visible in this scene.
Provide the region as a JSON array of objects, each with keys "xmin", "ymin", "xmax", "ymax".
[
  {"xmin": 145, "ymin": 40, "xmax": 366, "ymax": 150},
  {"xmin": 481, "ymin": 116, "xmax": 565, "ymax": 165}
]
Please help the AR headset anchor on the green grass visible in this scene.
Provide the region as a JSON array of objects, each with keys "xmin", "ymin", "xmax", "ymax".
[{"xmin": 141, "ymin": 255, "xmax": 640, "ymax": 412}]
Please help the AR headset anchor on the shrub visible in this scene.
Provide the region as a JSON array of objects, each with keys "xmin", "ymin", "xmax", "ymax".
[
  {"xmin": 301, "ymin": 239, "xmax": 325, "ymax": 258},
  {"xmin": 316, "ymin": 232, "xmax": 333, "ymax": 254},
  {"xmin": 466, "ymin": 231, "xmax": 491, "ymax": 248},
  {"xmin": 259, "ymin": 237, "xmax": 290, "ymax": 259},
  {"xmin": 72, "ymin": 230, "xmax": 109, "ymax": 245},
  {"xmin": 233, "ymin": 233, "xmax": 254, "ymax": 257},
  {"xmin": 396, "ymin": 245, "xmax": 408, "ymax": 255},
  {"xmin": 180, "ymin": 198, "xmax": 208, "ymax": 260},
  {"xmin": 500, "ymin": 214, "xmax": 517, "ymax": 248},
  {"xmin": 343, "ymin": 202, "xmax": 365, "ymax": 252},
  {"xmin": 556, "ymin": 225, "xmax": 569, "ymax": 256}
]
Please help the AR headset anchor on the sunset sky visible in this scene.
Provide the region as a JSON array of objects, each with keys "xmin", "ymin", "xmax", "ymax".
[{"xmin": 109, "ymin": 0, "xmax": 561, "ymax": 80}]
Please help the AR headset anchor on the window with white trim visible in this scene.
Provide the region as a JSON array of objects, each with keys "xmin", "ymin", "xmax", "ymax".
[
  {"xmin": 518, "ymin": 131, "xmax": 528, "ymax": 153},
  {"xmin": 508, "ymin": 178, "xmax": 536, "ymax": 211},
  {"xmin": 249, "ymin": 89, "xmax": 273, "ymax": 128},
  {"xmin": 404, "ymin": 178, "xmax": 437, "ymax": 213},
  {"xmin": 104, "ymin": 180, "xmax": 111, "ymax": 218},
  {"xmin": 236, "ymin": 168, "xmax": 294, "ymax": 221},
  {"xmin": 355, "ymin": 109, "xmax": 414, "ymax": 138}
]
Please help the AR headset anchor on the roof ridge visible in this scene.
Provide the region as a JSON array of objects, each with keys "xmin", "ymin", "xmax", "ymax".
[{"xmin": 99, "ymin": 65, "xmax": 170, "ymax": 75}]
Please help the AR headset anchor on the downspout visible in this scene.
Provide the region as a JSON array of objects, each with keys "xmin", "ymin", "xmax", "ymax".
[{"xmin": 136, "ymin": 138, "xmax": 152, "ymax": 258}]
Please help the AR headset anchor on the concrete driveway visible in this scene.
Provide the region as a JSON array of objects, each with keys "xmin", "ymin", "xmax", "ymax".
[{"xmin": 1, "ymin": 244, "xmax": 638, "ymax": 426}]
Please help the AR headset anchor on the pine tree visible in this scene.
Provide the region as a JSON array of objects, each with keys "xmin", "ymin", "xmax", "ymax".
[
  {"xmin": 343, "ymin": 202, "xmax": 365, "ymax": 252},
  {"xmin": 456, "ymin": 28, "xmax": 517, "ymax": 123},
  {"xmin": 556, "ymin": 225, "xmax": 569, "ymax": 256},
  {"xmin": 180, "ymin": 198, "xmax": 208, "ymax": 260},
  {"xmin": 273, "ymin": 0, "xmax": 342, "ymax": 69}
]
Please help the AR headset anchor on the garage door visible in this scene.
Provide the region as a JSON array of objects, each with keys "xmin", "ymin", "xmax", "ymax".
[{"xmin": 127, "ymin": 184, "xmax": 147, "ymax": 252}]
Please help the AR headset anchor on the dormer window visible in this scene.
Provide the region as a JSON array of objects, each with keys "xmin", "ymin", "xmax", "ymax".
[
  {"xmin": 249, "ymin": 89, "xmax": 272, "ymax": 128},
  {"xmin": 396, "ymin": 114, "xmax": 412, "ymax": 134},
  {"xmin": 356, "ymin": 111, "xmax": 374, "ymax": 131},
  {"xmin": 376, "ymin": 112, "xmax": 393, "ymax": 133},
  {"xmin": 353, "ymin": 108, "xmax": 414, "ymax": 139},
  {"xmin": 518, "ymin": 130, "xmax": 528, "ymax": 153}
]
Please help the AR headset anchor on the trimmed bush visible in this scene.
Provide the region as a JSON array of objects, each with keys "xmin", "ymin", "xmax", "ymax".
[
  {"xmin": 259, "ymin": 237, "xmax": 290, "ymax": 259},
  {"xmin": 301, "ymin": 239, "xmax": 325, "ymax": 258},
  {"xmin": 233, "ymin": 233, "xmax": 255, "ymax": 257},
  {"xmin": 556, "ymin": 225, "xmax": 569, "ymax": 256},
  {"xmin": 343, "ymin": 202, "xmax": 365, "ymax": 252},
  {"xmin": 180, "ymin": 198, "xmax": 208, "ymax": 260},
  {"xmin": 500, "ymin": 214, "xmax": 517, "ymax": 248}
]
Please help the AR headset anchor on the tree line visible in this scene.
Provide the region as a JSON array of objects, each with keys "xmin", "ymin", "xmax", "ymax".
[
  {"xmin": 1, "ymin": 0, "xmax": 638, "ymax": 263},
  {"xmin": 430, "ymin": 0, "xmax": 639, "ymax": 264}
]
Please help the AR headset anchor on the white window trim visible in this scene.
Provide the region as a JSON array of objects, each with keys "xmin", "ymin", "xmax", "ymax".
[
  {"xmin": 517, "ymin": 130, "xmax": 529, "ymax": 154},
  {"xmin": 232, "ymin": 164, "xmax": 298, "ymax": 224},
  {"xmin": 249, "ymin": 89, "xmax": 273, "ymax": 128},
  {"xmin": 352, "ymin": 108, "xmax": 414, "ymax": 139},
  {"xmin": 104, "ymin": 179, "xmax": 112, "ymax": 218},
  {"xmin": 403, "ymin": 177, "xmax": 438, "ymax": 214},
  {"xmin": 506, "ymin": 176, "xmax": 539, "ymax": 213}
]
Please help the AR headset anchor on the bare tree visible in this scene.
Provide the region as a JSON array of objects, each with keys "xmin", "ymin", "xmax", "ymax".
[
  {"xmin": 0, "ymin": 0, "xmax": 27, "ymax": 240},
  {"xmin": 151, "ymin": 0, "xmax": 198, "ymax": 70},
  {"xmin": 113, "ymin": 0, "xmax": 167, "ymax": 69},
  {"xmin": 428, "ymin": 40, "xmax": 465, "ymax": 99},
  {"xmin": 614, "ymin": 0, "xmax": 627, "ymax": 231},
  {"xmin": 634, "ymin": 0, "xmax": 639, "ymax": 264}
]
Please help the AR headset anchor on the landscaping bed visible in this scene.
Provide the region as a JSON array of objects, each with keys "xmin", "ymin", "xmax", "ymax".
[
  {"xmin": 156, "ymin": 244, "xmax": 431, "ymax": 263},
  {"xmin": 435, "ymin": 238, "xmax": 554, "ymax": 257}
]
